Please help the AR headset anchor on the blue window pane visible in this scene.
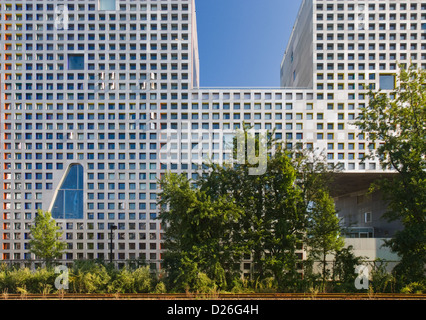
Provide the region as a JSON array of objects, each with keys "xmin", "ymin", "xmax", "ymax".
[
  {"xmin": 51, "ymin": 164, "xmax": 84, "ymax": 219},
  {"xmin": 68, "ymin": 54, "xmax": 85, "ymax": 70},
  {"xmin": 51, "ymin": 190, "xmax": 65, "ymax": 219},
  {"xmin": 379, "ymin": 75, "xmax": 395, "ymax": 90},
  {"xmin": 99, "ymin": 0, "xmax": 116, "ymax": 11},
  {"xmin": 61, "ymin": 164, "xmax": 84, "ymax": 190},
  {"xmin": 64, "ymin": 190, "xmax": 84, "ymax": 219}
]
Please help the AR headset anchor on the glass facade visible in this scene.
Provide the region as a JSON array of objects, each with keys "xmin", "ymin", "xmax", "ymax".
[{"xmin": 52, "ymin": 164, "xmax": 84, "ymax": 220}]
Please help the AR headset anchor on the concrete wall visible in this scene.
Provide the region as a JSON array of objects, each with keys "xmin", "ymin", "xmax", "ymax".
[
  {"xmin": 335, "ymin": 190, "xmax": 403, "ymax": 238},
  {"xmin": 344, "ymin": 238, "xmax": 399, "ymax": 262},
  {"xmin": 280, "ymin": 0, "xmax": 314, "ymax": 88},
  {"xmin": 311, "ymin": 238, "xmax": 399, "ymax": 276}
]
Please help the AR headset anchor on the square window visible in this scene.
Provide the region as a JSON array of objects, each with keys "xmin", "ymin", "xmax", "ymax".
[
  {"xmin": 68, "ymin": 54, "xmax": 85, "ymax": 70},
  {"xmin": 99, "ymin": 0, "xmax": 116, "ymax": 11},
  {"xmin": 379, "ymin": 74, "xmax": 395, "ymax": 90}
]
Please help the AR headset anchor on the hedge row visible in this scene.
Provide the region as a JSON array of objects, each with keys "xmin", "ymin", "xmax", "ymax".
[{"xmin": 0, "ymin": 262, "xmax": 166, "ymax": 294}]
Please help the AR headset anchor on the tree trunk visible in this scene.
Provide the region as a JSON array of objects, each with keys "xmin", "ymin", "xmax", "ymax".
[{"xmin": 322, "ymin": 248, "xmax": 327, "ymax": 292}]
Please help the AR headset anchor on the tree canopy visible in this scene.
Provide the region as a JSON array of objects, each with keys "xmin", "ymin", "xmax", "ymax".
[
  {"xmin": 29, "ymin": 210, "xmax": 66, "ymax": 265},
  {"xmin": 158, "ymin": 127, "xmax": 344, "ymax": 292},
  {"xmin": 356, "ymin": 64, "xmax": 426, "ymax": 286}
]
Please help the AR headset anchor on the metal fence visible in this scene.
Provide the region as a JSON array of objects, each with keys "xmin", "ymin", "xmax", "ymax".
[
  {"xmin": 0, "ymin": 258, "xmax": 400, "ymax": 276},
  {"xmin": 0, "ymin": 259, "xmax": 163, "ymax": 271}
]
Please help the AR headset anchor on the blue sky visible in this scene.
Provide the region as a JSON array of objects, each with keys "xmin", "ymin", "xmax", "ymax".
[{"xmin": 195, "ymin": 0, "xmax": 303, "ymax": 88}]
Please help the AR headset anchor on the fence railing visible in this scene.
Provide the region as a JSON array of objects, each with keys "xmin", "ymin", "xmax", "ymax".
[
  {"xmin": 0, "ymin": 258, "xmax": 400, "ymax": 274},
  {"xmin": 0, "ymin": 259, "xmax": 163, "ymax": 271}
]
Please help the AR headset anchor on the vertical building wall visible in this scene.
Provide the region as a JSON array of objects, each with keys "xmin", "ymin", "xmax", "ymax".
[
  {"xmin": 0, "ymin": 0, "xmax": 200, "ymax": 265},
  {"xmin": 0, "ymin": 0, "xmax": 423, "ymax": 265},
  {"xmin": 335, "ymin": 190, "xmax": 403, "ymax": 239},
  {"xmin": 280, "ymin": 0, "xmax": 314, "ymax": 88},
  {"xmin": 190, "ymin": 0, "xmax": 200, "ymax": 88}
]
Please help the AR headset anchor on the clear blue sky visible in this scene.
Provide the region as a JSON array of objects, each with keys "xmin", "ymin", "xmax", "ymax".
[{"xmin": 195, "ymin": 0, "xmax": 303, "ymax": 88}]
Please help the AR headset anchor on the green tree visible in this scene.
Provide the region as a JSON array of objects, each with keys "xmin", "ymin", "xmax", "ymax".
[
  {"xmin": 356, "ymin": 64, "xmax": 426, "ymax": 287},
  {"xmin": 370, "ymin": 259, "xmax": 396, "ymax": 293},
  {"xmin": 292, "ymin": 148, "xmax": 344, "ymax": 292},
  {"xmin": 29, "ymin": 210, "xmax": 66, "ymax": 265},
  {"xmin": 332, "ymin": 246, "xmax": 365, "ymax": 292},
  {"xmin": 200, "ymin": 128, "xmax": 305, "ymax": 289},
  {"xmin": 159, "ymin": 126, "xmax": 344, "ymax": 292},
  {"xmin": 201, "ymin": 127, "xmax": 344, "ymax": 290},
  {"xmin": 306, "ymin": 190, "xmax": 344, "ymax": 291},
  {"xmin": 158, "ymin": 172, "xmax": 242, "ymax": 292}
]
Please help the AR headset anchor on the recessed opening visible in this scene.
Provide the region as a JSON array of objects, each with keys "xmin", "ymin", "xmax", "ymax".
[
  {"xmin": 99, "ymin": 0, "xmax": 116, "ymax": 11},
  {"xmin": 364, "ymin": 212, "xmax": 372, "ymax": 223},
  {"xmin": 68, "ymin": 54, "xmax": 85, "ymax": 70},
  {"xmin": 379, "ymin": 74, "xmax": 395, "ymax": 90},
  {"xmin": 51, "ymin": 164, "xmax": 84, "ymax": 219}
]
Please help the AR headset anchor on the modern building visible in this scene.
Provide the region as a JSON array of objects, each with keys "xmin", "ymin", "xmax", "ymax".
[{"xmin": 1, "ymin": 0, "xmax": 422, "ymax": 269}]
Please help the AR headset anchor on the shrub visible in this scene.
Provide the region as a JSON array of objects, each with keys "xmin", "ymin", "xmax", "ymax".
[
  {"xmin": 370, "ymin": 260, "xmax": 396, "ymax": 293},
  {"xmin": 29, "ymin": 268, "xmax": 56, "ymax": 294},
  {"xmin": 108, "ymin": 268, "xmax": 135, "ymax": 293},
  {"xmin": 401, "ymin": 282, "xmax": 426, "ymax": 294},
  {"xmin": 153, "ymin": 281, "xmax": 167, "ymax": 294},
  {"xmin": 256, "ymin": 277, "xmax": 278, "ymax": 293},
  {"xmin": 230, "ymin": 278, "xmax": 255, "ymax": 294},
  {"xmin": 69, "ymin": 263, "xmax": 111, "ymax": 293},
  {"xmin": 132, "ymin": 266, "xmax": 152, "ymax": 293},
  {"xmin": 0, "ymin": 265, "xmax": 7, "ymax": 293},
  {"xmin": 191, "ymin": 272, "xmax": 217, "ymax": 294},
  {"xmin": 3, "ymin": 268, "xmax": 32, "ymax": 293}
]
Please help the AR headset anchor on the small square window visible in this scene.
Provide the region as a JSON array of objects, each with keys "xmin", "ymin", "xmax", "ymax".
[
  {"xmin": 99, "ymin": 0, "xmax": 116, "ymax": 11},
  {"xmin": 364, "ymin": 212, "xmax": 372, "ymax": 223},
  {"xmin": 68, "ymin": 54, "xmax": 85, "ymax": 70},
  {"xmin": 379, "ymin": 74, "xmax": 395, "ymax": 90}
]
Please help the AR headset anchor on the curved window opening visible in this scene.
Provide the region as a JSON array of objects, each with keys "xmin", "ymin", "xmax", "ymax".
[{"xmin": 51, "ymin": 164, "xmax": 84, "ymax": 219}]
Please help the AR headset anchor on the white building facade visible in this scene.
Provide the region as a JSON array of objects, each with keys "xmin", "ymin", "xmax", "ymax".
[{"xmin": 1, "ymin": 0, "xmax": 423, "ymax": 268}]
